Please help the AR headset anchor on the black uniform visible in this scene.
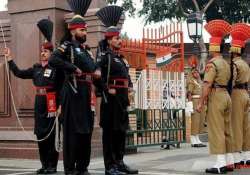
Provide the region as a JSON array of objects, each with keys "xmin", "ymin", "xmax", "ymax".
[
  {"xmin": 96, "ymin": 47, "xmax": 132, "ymax": 170},
  {"xmin": 8, "ymin": 60, "xmax": 62, "ymax": 170},
  {"xmin": 49, "ymin": 40, "xmax": 96, "ymax": 173}
]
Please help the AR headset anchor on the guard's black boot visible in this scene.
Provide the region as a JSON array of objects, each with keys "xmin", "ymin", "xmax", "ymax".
[
  {"xmin": 64, "ymin": 170, "xmax": 75, "ymax": 175},
  {"xmin": 46, "ymin": 167, "xmax": 57, "ymax": 174},
  {"xmin": 192, "ymin": 144, "xmax": 206, "ymax": 148},
  {"xmin": 205, "ymin": 167, "xmax": 227, "ymax": 174},
  {"xmin": 117, "ymin": 161, "xmax": 139, "ymax": 174},
  {"xmin": 36, "ymin": 167, "xmax": 48, "ymax": 174},
  {"xmin": 81, "ymin": 170, "xmax": 91, "ymax": 175},
  {"xmin": 196, "ymin": 143, "xmax": 207, "ymax": 147},
  {"xmin": 105, "ymin": 166, "xmax": 126, "ymax": 175}
]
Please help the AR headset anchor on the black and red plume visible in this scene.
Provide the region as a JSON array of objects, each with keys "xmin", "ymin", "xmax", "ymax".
[
  {"xmin": 37, "ymin": 19, "xmax": 53, "ymax": 42},
  {"xmin": 96, "ymin": 5, "xmax": 124, "ymax": 27},
  {"xmin": 67, "ymin": 0, "xmax": 92, "ymax": 17}
]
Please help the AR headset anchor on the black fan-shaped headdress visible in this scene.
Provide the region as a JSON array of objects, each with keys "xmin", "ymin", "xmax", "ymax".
[
  {"xmin": 96, "ymin": 5, "xmax": 124, "ymax": 27},
  {"xmin": 67, "ymin": 0, "xmax": 92, "ymax": 17},
  {"xmin": 37, "ymin": 19, "xmax": 53, "ymax": 42}
]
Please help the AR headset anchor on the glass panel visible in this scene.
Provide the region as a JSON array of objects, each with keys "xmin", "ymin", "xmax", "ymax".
[
  {"xmin": 197, "ymin": 23, "xmax": 202, "ymax": 37},
  {"xmin": 188, "ymin": 23, "xmax": 197, "ymax": 36}
]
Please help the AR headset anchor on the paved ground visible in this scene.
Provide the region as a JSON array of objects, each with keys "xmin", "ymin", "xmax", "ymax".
[{"xmin": 0, "ymin": 143, "xmax": 250, "ymax": 175}]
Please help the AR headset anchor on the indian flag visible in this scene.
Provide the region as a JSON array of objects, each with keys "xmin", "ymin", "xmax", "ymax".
[{"xmin": 156, "ymin": 53, "xmax": 173, "ymax": 67}]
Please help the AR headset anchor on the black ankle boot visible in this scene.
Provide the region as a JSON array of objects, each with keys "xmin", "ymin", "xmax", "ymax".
[
  {"xmin": 46, "ymin": 167, "xmax": 57, "ymax": 174},
  {"xmin": 205, "ymin": 167, "xmax": 227, "ymax": 174},
  {"xmin": 117, "ymin": 161, "xmax": 139, "ymax": 174},
  {"xmin": 36, "ymin": 167, "xmax": 48, "ymax": 174}
]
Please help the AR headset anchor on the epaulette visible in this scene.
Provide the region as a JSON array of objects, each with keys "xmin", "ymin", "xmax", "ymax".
[
  {"xmin": 123, "ymin": 58, "xmax": 128, "ymax": 65},
  {"xmin": 58, "ymin": 47, "xmax": 65, "ymax": 53},
  {"xmin": 208, "ymin": 57, "xmax": 216, "ymax": 63},
  {"xmin": 86, "ymin": 50, "xmax": 94, "ymax": 60},
  {"xmin": 58, "ymin": 41, "xmax": 71, "ymax": 53},
  {"xmin": 205, "ymin": 60, "xmax": 217, "ymax": 73}
]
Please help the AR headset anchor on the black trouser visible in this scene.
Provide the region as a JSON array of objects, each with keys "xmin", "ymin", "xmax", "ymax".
[
  {"xmin": 102, "ymin": 129, "xmax": 126, "ymax": 170},
  {"xmin": 37, "ymin": 130, "xmax": 59, "ymax": 169},
  {"xmin": 63, "ymin": 132, "xmax": 92, "ymax": 173}
]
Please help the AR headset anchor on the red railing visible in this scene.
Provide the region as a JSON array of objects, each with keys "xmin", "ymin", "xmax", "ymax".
[{"xmin": 120, "ymin": 23, "xmax": 184, "ymax": 72}]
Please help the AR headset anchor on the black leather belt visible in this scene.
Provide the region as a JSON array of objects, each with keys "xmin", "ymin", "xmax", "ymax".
[
  {"xmin": 234, "ymin": 83, "xmax": 248, "ymax": 89},
  {"xmin": 212, "ymin": 84, "xmax": 227, "ymax": 89}
]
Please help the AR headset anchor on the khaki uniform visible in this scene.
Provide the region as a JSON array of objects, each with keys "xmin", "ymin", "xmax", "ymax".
[
  {"xmin": 231, "ymin": 57, "xmax": 250, "ymax": 152},
  {"xmin": 187, "ymin": 76, "xmax": 207, "ymax": 135},
  {"xmin": 204, "ymin": 56, "xmax": 233, "ymax": 154}
]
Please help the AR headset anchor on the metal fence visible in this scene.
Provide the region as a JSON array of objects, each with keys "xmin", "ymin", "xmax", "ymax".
[
  {"xmin": 122, "ymin": 23, "xmax": 186, "ymax": 148},
  {"xmin": 126, "ymin": 109, "xmax": 186, "ymax": 148}
]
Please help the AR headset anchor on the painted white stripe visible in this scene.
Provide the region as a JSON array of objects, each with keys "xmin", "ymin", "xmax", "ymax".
[
  {"xmin": 6, "ymin": 172, "xmax": 33, "ymax": 175},
  {"xmin": 138, "ymin": 172, "xmax": 184, "ymax": 175},
  {"xmin": 0, "ymin": 168, "xmax": 187, "ymax": 175},
  {"xmin": 90, "ymin": 169, "xmax": 186, "ymax": 175},
  {"xmin": 0, "ymin": 168, "xmax": 35, "ymax": 171}
]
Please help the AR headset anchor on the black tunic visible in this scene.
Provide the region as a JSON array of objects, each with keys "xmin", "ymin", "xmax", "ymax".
[
  {"xmin": 8, "ymin": 60, "xmax": 63, "ymax": 138},
  {"xmin": 96, "ymin": 48, "xmax": 133, "ymax": 131},
  {"xmin": 49, "ymin": 40, "xmax": 96, "ymax": 134}
]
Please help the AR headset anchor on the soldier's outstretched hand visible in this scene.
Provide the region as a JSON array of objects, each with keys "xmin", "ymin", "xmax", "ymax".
[
  {"xmin": 196, "ymin": 102, "xmax": 203, "ymax": 113},
  {"xmin": 3, "ymin": 47, "xmax": 13, "ymax": 61}
]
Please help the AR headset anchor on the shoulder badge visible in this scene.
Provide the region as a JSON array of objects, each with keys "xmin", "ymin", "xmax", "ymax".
[
  {"xmin": 205, "ymin": 63, "xmax": 213, "ymax": 73},
  {"xmin": 58, "ymin": 41, "xmax": 72, "ymax": 53}
]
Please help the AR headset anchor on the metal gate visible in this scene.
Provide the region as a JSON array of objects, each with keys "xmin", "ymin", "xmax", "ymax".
[{"xmin": 120, "ymin": 23, "xmax": 186, "ymax": 148}]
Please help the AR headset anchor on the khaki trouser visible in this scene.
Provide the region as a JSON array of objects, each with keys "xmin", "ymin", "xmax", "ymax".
[
  {"xmin": 243, "ymin": 104, "xmax": 250, "ymax": 151},
  {"xmin": 207, "ymin": 89, "xmax": 233, "ymax": 154},
  {"xmin": 191, "ymin": 99, "xmax": 207, "ymax": 135},
  {"xmin": 191, "ymin": 99, "xmax": 200, "ymax": 135},
  {"xmin": 231, "ymin": 89, "xmax": 250, "ymax": 152},
  {"xmin": 200, "ymin": 105, "xmax": 207, "ymax": 133}
]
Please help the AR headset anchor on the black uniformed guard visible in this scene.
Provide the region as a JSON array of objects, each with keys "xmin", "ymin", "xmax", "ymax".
[
  {"xmin": 96, "ymin": 5, "xmax": 138, "ymax": 175},
  {"xmin": 4, "ymin": 19, "xmax": 62, "ymax": 174},
  {"xmin": 49, "ymin": 0, "xmax": 100, "ymax": 174}
]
